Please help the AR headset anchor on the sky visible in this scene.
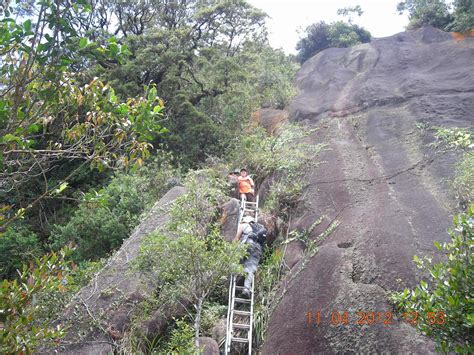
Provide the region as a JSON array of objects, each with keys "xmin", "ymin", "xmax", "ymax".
[{"xmin": 247, "ymin": 0, "xmax": 409, "ymax": 54}]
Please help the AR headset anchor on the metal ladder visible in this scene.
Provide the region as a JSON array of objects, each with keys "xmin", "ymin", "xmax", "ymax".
[{"xmin": 224, "ymin": 196, "xmax": 259, "ymax": 355}]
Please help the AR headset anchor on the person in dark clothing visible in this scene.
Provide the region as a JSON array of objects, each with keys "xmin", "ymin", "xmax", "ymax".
[{"xmin": 233, "ymin": 215, "xmax": 264, "ymax": 296}]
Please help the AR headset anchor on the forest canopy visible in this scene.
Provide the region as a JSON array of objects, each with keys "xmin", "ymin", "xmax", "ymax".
[{"xmin": 0, "ymin": 0, "xmax": 298, "ymax": 278}]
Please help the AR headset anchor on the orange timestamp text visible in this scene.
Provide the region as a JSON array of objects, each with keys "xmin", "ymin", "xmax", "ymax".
[{"xmin": 306, "ymin": 310, "xmax": 446, "ymax": 326}]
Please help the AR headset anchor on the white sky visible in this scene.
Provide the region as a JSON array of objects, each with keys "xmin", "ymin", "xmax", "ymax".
[{"xmin": 247, "ymin": 0, "xmax": 409, "ymax": 54}]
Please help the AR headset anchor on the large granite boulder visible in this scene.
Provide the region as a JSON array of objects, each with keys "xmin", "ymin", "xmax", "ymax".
[{"xmin": 263, "ymin": 27, "xmax": 473, "ymax": 353}]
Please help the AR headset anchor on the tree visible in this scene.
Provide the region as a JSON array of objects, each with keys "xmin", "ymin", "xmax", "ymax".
[
  {"xmin": 397, "ymin": 0, "xmax": 453, "ymax": 29},
  {"xmin": 390, "ymin": 206, "xmax": 474, "ymax": 353},
  {"xmin": 0, "ymin": 1, "xmax": 166, "ymax": 232},
  {"xmin": 0, "ymin": 247, "xmax": 74, "ymax": 353},
  {"xmin": 448, "ymin": 0, "xmax": 474, "ymax": 32},
  {"xmin": 296, "ymin": 21, "xmax": 371, "ymax": 64},
  {"xmin": 138, "ymin": 172, "xmax": 247, "ymax": 348},
  {"xmin": 97, "ymin": 1, "xmax": 298, "ymax": 169},
  {"xmin": 337, "ymin": 5, "xmax": 363, "ymax": 24}
]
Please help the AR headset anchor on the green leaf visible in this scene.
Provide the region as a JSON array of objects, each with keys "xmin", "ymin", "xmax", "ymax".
[
  {"xmin": 53, "ymin": 182, "xmax": 69, "ymax": 195},
  {"xmin": 28, "ymin": 124, "xmax": 40, "ymax": 134},
  {"xmin": 2, "ymin": 133, "xmax": 19, "ymax": 143},
  {"xmin": 23, "ymin": 19, "xmax": 32, "ymax": 33},
  {"xmin": 79, "ymin": 37, "xmax": 88, "ymax": 49}
]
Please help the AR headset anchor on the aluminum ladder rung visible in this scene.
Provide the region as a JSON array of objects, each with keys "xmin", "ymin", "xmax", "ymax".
[
  {"xmin": 225, "ymin": 195, "xmax": 258, "ymax": 355},
  {"xmin": 233, "ymin": 310, "xmax": 251, "ymax": 316},
  {"xmin": 233, "ymin": 323, "xmax": 250, "ymax": 330},
  {"xmin": 234, "ymin": 297, "xmax": 251, "ymax": 303},
  {"xmin": 231, "ymin": 337, "xmax": 249, "ymax": 343},
  {"xmin": 234, "ymin": 286, "xmax": 249, "ymax": 291},
  {"xmin": 243, "ymin": 208, "xmax": 257, "ymax": 212}
]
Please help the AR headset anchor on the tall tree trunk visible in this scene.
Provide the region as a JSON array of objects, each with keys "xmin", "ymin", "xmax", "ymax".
[{"xmin": 194, "ymin": 297, "xmax": 204, "ymax": 349}]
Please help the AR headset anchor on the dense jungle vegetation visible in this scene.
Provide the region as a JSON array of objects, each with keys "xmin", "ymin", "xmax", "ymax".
[
  {"xmin": 1, "ymin": 0, "xmax": 473, "ymax": 353},
  {"xmin": 0, "ymin": 0, "xmax": 300, "ymax": 351},
  {"xmin": 0, "ymin": 0, "xmax": 297, "ymax": 278}
]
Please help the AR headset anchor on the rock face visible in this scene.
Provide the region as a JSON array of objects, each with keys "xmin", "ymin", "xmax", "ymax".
[
  {"xmin": 199, "ymin": 337, "xmax": 220, "ymax": 355},
  {"xmin": 250, "ymin": 108, "xmax": 289, "ymax": 134},
  {"xmin": 54, "ymin": 186, "xmax": 186, "ymax": 354},
  {"xmin": 262, "ymin": 27, "xmax": 473, "ymax": 353}
]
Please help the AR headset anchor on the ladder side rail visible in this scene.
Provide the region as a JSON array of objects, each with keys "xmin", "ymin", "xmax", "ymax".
[
  {"xmin": 225, "ymin": 275, "xmax": 236, "ymax": 355},
  {"xmin": 248, "ymin": 272, "xmax": 255, "ymax": 354}
]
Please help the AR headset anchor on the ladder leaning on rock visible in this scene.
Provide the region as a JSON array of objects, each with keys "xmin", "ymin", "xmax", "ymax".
[{"xmin": 224, "ymin": 196, "xmax": 259, "ymax": 355}]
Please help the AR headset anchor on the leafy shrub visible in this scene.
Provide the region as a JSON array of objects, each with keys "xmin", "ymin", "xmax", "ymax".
[
  {"xmin": 432, "ymin": 126, "xmax": 473, "ymax": 208},
  {"xmin": 452, "ymin": 153, "xmax": 474, "ymax": 207},
  {"xmin": 390, "ymin": 206, "xmax": 474, "ymax": 353},
  {"xmin": 263, "ymin": 178, "xmax": 305, "ymax": 219},
  {"xmin": 397, "ymin": 0, "xmax": 474, "ymax": 32},
  {"xmin": 200, "ymin": 303, "xmax": 227, "ymax": 337},
  {"xmin": 0, "ymin": 248, "xmax": 74, "ymax": 353},
  {"xmin": 397, "ymin": 0, "xmax": 452, "ymax": 30},
  {"xmin": 163, "ymin": 319, "xmax": 197, "ymax": 354},
  {"xmin": 51, "ymin": 153, "xmax": 180, "ymax": 263},
  {"xmin": 0, "ymin": 225, "xmax": 42, "ymax": 279},
  {"xmin": 51, "ymin": 205, "xmax": 129, "ymax": 262},
  {"xmin": 137, "ymin": 171, "xmax": 246, "ymax": 348},
  {"xmin": 296, "ymin": 20, "xmax": 371, "ymax": 64},
  {"xmin": 253, "ymin": 247, "xmax": 286, "ymax": 347},
  {"xmin": 229, "ymin": 123, "xmax": 324, "ymax": 188}
]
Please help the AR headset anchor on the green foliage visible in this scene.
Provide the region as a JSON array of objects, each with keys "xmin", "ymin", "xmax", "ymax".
[
  {"xmin": 433, "ymin": 127, "xmax": 473, "ymax": 151},
  {"xmin": 95, "ymin": 1, "xmax": 296, "ymax": 168},
  {"xmin": 452, "ymin": 153, "xmax": 474, "ymax": 205},
  {"xmin": 51, "ymin": 204, "xmax": 129, "ymax": 262},
  {"xmin": 263, "ymin": 178, "xmax": 305, "ymax": 219},
  {"xmin": 229, "ymin": 123, "xmax": 324, "ymax": 187},
  {"xmin": 0, "ymin": 1, "xmax": 166, "ymax": 231},
  {"xmin": 397, "ymin": 0, "xmax": 474, "ymax": 32},
  {"xmin": 397, "ymin": 0, "xmax": 452, "ymax": 29},
  {"xmin": 432, "ymin": 126, "xmax": 473, "ymax": 207},
  {"xmin": 296, "ymin": 20, "xmax": 371, "ymax": 63},
  {"xmin": 200, "ymin": 303, "xmax": 227, "ymax": 337},
  {"xmin": 253, "ymin": 246, "xmax": 286, "ymax": 347},
  {"xmin": 337, "ymin": 5, "xmax": 364, "ymax": 21},
  {"xmin": 139, "ymin": 229, "xmax": 245, "ymax": 346},
  {"xmin": 138, "ymin": 172, "xmax": 246, "ymax": 346},
  {"xmin": 390, "ymin": 206, "xmax": 474, "ymax": 353},
  {"xmin": 0, "ymin": 247, "xmax": 74, "ymax": 353},
  {"xmin": 162, "ymin": 319, "xmax": 197, "ymax": 354},
  {"xmin": 0, "ymin": 224, "xmax": 42, "ymax": 279},
  {"xmin": 448, "ymin": 0, "xmax": 474, "ymax": 32},
  {"xmin": 50, "ymin": 154, "xmax": 180, "ymax": 263}
]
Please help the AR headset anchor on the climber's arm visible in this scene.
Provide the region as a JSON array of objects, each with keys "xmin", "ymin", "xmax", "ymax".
[{"xmin": 234, "ymin": 224, "xmax": 244, "ymax": 242}]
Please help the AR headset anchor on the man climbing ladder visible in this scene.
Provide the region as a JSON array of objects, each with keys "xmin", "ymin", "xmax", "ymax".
[{"xmin": 225, "ymin": 196, "xmax": 266, "ymax": 354}]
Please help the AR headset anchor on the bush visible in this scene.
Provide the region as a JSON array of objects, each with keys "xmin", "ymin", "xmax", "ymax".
[
  {"xmin": 51, "ymin": 205, "xmax": 129, "ymax": 262},
  {"xmin": 0, "ymin": 248, "xmax": 74, "ymax": 353},
  {"xmin": 228, "ymin": 123, "xmax": 324, "ymax": 188},
  {"xmin": 162, "ymin": 319, "xmax": 197, "ymax": 354},
  {"xmin": 397, "ymin": 0, "xmax": 474, "ymax": 32},
  {"xmin": 397, "ymin": 0, "xmax": 452, "ymax": 29},
  {"xmin": 50, "ymin": 153, "xmax": 181, "ymax": 263},
  {"xmin": 296, "ymin": 21, "xmax": 371, "ymax": 64},
  {"xmin": 390, "ymin": 206, "xmax": 474, "ymax": 353},
  {"xmin": 0, "ymin": 225, "xmax": 42, "ymax": 279},
  {"xmin": 452, "ymin": 153, "xmax": 474, "ymax": 207}
]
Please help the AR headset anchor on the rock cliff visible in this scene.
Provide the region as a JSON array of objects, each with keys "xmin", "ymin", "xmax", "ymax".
[{"xmin": 262, "ymin": 27, "xmax": 473, "ymax": 353}]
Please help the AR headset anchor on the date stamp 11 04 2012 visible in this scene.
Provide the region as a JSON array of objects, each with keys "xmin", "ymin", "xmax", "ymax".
[{"xmin": 306, "ymin": 311, "xmax": 446, "ymax": 326}]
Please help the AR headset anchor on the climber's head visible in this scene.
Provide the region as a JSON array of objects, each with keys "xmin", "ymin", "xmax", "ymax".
[{"xmin": 242, "ymin": 215, "xmax": 255, "ymax": 224}]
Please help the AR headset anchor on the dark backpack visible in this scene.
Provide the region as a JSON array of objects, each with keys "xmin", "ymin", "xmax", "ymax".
[{"xmin": 249, "ymin": 222, "xmax": 267, "ymax": 246}]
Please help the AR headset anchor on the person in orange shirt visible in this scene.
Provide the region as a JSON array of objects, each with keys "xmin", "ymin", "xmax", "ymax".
[{"xmin": 238, "ymin": 168, "xmax": 254, "ymax": 201}]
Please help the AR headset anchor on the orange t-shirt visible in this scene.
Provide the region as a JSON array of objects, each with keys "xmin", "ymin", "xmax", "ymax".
[{"xmin": 238, "ymin": 176, "xmax": 254, "ymax": 193}]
